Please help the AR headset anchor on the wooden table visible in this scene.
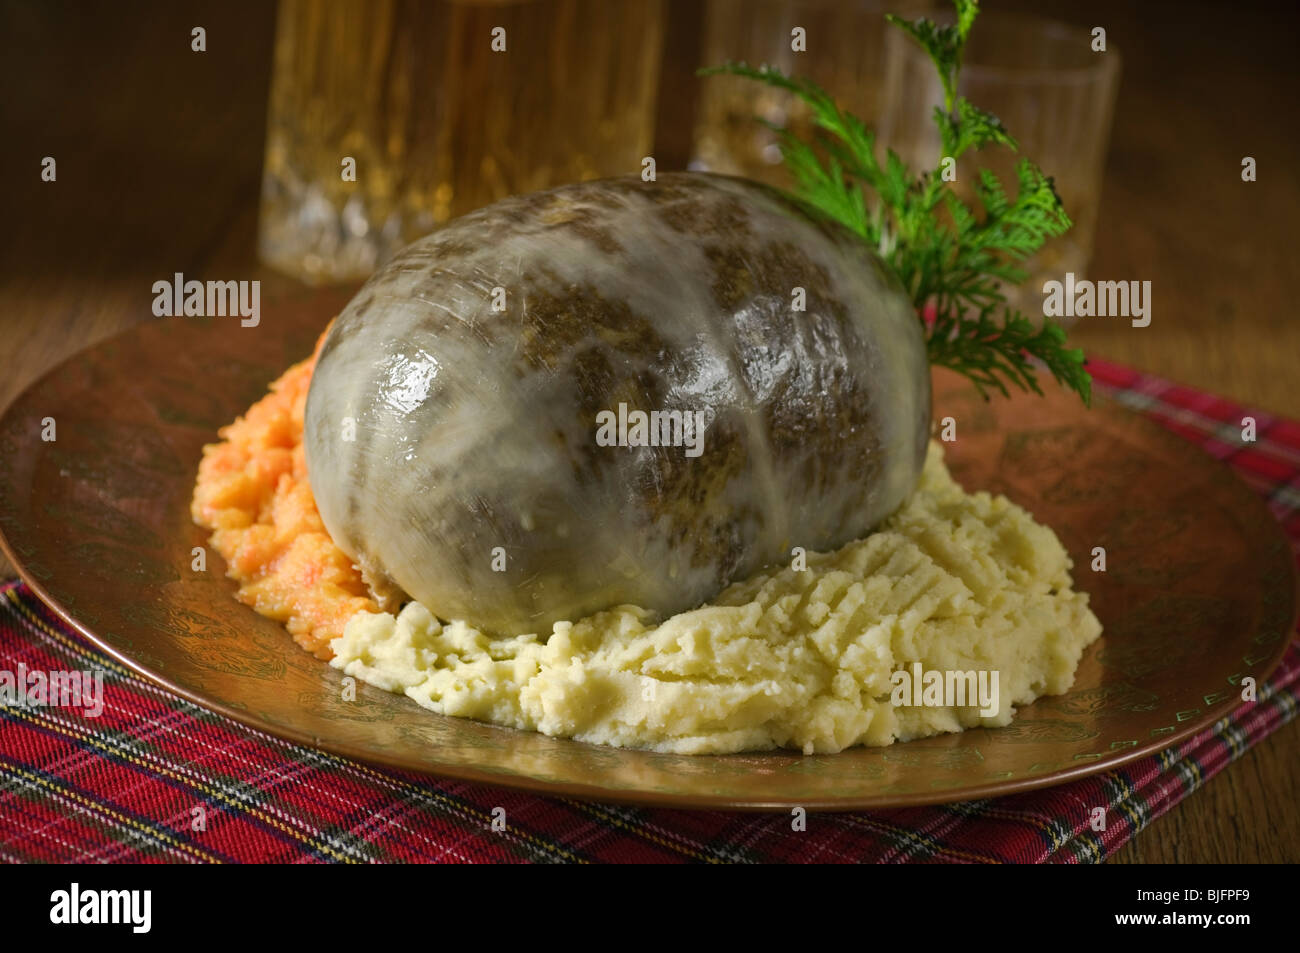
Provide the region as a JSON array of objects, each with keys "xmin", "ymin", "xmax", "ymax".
[{"xmin": 0, "ymin": 0, "xmax": 1295, "ymax": 862}]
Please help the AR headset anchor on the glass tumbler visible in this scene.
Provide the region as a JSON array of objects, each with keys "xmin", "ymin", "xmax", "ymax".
[
  {"xmin": 879, "ymin": 9, "xmax": 1121, "ymax": 320},
  {"xmin": 258, "ymin": 0, "xmax": 665, "ymax": 284},
  {"xmin": 691, "ymin": 0, "xmax": 929, "ymax": 190}
]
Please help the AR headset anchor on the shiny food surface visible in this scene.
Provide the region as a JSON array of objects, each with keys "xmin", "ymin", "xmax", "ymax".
[
  {"xmin": 305, "ymin": 172, "xmax": 930, "ymax": 634},
  {"xmin": 0, "ymin": 304, "xmax": 1291, "ymax": 806}
]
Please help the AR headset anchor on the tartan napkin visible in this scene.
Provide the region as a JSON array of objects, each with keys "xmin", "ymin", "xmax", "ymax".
[{"xmin": 0, "ymin": 358, "xmax": 1296, "ymax": 863}]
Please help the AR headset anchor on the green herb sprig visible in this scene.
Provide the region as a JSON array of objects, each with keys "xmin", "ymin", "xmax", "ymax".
[{"xmin": 700, "ymin": 0, "xmax": 1090, "ymax": 404}]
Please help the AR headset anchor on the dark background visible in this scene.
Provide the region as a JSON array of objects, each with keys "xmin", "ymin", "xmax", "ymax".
[
  {"xmin": 1, "ymin": 0, "xmax": 1297, "ymax": 862},
  {"xmin": 2, "ymin": 0, "xmax": 1298, "ymax": 415}
]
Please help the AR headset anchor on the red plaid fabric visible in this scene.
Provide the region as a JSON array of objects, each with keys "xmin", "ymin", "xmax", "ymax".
[{"xmin": 0, "ymin": 357, "xmax": 1296, "ymax": 863}]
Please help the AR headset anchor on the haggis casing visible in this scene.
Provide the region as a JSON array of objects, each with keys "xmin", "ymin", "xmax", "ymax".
[{"xmin": 304, "ymin": 172, "xmax": 930, "ymax": 634}]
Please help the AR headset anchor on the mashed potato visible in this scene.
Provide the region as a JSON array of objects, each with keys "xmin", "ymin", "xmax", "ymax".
[
  {"xmin": 330, "ymin": 442, "xmax": 1102, "ymax": 755},
  {"xmin": 195, "ymin": 354, "xmax": 1101, "ymax": 755}
]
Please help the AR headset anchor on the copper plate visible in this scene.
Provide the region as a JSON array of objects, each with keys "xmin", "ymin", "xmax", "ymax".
[{"xmin": 0, "ymin": 295, "xmax": 1295, "ymax": 811}]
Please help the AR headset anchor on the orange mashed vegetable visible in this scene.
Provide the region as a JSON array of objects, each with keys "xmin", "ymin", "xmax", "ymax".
[{"xmin": 191, "ymin": 333, "xmax": 374, "ymax": 659}]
